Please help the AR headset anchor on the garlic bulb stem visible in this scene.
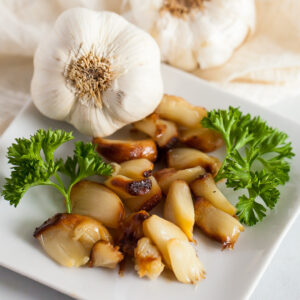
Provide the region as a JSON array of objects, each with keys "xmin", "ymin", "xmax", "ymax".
[
  {"xmin": 65, "ymin": 47, "xmax": 113, "ymax": 109},
  {"xmin": 161, "ymin": 0, "xmax": 205, "ymax": 18}
]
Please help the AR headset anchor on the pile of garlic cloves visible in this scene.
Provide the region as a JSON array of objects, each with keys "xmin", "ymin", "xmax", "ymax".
[{"xmin": 34, "ymin": 94, "xmax": 244, "ymax": 284}]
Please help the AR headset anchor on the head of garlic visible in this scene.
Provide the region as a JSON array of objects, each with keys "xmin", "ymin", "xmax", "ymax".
[
  {"xmin": 122, "ymin": 0, "xmax": 256, "ymax": 71},
  {"xmin": 31, "ymin": 8, "xmax": 163, "ymax": 137}
]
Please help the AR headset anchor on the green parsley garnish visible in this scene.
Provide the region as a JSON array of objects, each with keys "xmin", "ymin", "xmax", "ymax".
[
  {"xmin": 1, "ymin": 129, "xmax": 113, "ymax": 213},
  {"xmin": 202, "ymin": 107, "xmax": 294, "ymax": 226}
]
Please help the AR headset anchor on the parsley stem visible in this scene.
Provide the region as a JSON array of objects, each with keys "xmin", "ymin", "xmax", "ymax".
[
  {"xmin": 47, "ymin": 181, "xmax": 71, "ymax": 214},
  {"xmin": 54, "ymin": 173, "xmax": 65, "ymax": 190}
]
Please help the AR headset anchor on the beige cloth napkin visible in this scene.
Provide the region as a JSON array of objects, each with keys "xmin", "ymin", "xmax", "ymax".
[{"xmin": 0, "ymin": 0, "xmax": 299, "ymax": 135}]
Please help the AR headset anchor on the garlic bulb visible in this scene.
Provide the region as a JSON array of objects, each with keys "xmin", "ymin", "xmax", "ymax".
[
  {"xmin": 31, "ymin": 8, "xmax": 163, "ymax": 137},
  {"xmin": 122, "ymin": 0, "xmax": 256, "ymax": 71}
]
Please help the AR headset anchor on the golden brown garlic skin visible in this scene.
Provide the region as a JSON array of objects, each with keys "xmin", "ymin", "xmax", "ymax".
[
  {"xmin": 116, "ymin": 211, "xmax": 150, "ymax": 257},
  {"xmin": 194, "ymin": 197, "xmax": 244, "ymax": 249},
  {"xmin": 179, "ymin": 127, "xmax": 224, "ymax": 153},
  {"xmin": 93, "ymin": 137, "xmax": 157, "ymax": 163},
  {"xmin": 34, "ymin": 213, "xmax": 112, "ymax": 267}
]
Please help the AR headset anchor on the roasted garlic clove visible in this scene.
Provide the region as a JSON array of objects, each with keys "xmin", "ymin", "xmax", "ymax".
[
  {"xmin": 164, "ymin": 180, "xmax": 195, "ymax": 241},
  {"xmin": 34, "ymin": 214, "xmax": 112, "ymax": 267},
  {"xmin": 133, "ymin": 113, "xmax": 178, "ymax": 148},
  {"xmin": 71, "ymin": 181, "xmax": 125, "ymax": 229},
  {"xmin": 89, "ymin": 241, "xmax": 124, "ymax": 269},
  {"xmin": 116, "ymin": 211, "xmax": 150, "ymax": 256},
  {"xmin": 105, "ymin": 175, "xmax": 162, "ymax": 211},
  {"xmin": 179, "ymin": 127, "xmax": 224, "ymax": 153},
  {"xmin": 190, "ymin": 173, "xmax": 236, "ymax": 216},
  {"xmin": 93, "ymin": 137, "xmax": 157, "ymax": 163},
  {"xmin": 194, "ymin": 197, "xmax": 244, "ymax": 249},
  {"xmin": 167, "ymin": 148, "xmax": 221, "ymax": 177},
  {"xmin": 143, "ymin": 215, "xmax": 188, "ymax": 267},
  {"xmin": 105, "ymin": 175, "xmax": 153, "ymax": 198},
  {"xmin": 118, "ymin": 158, "xmax": 154, "ymax": 179},
  {"xmin": 154, "ymin": 166, "xmax": 205, "ymax": 194},
  {"xmin": 155, "ymin": 94, "xmax": 207, "ymax": 128},
  {"xmin": 134, "ymin": 237, "xmax": 165, "ymax": 279},
  {"xmin": 167, "ymin": 239, "xmax": 205, "ymax": 284}
]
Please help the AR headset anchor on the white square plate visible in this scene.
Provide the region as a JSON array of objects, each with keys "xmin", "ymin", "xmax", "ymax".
[{"xmin": 0, "ymin": 64, "xmax": 299, "ymax": 300}]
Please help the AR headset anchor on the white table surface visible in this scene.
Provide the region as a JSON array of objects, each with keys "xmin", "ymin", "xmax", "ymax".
[{"xmin": 0, "ymin": 97, "xmax": 299, "ymax": 300}]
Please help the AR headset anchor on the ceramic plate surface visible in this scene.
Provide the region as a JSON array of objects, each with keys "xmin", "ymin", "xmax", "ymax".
[{"xmin": 0, "ymin": 65, "xmax": 299, "ymax": 300}]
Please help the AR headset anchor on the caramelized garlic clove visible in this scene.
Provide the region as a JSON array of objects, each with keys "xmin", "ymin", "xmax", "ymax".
[
  {"xmin": 105, "ymin": 175, "xmax": 153, "ymax": 198},
  {"xmin": 34, "ymin": 214, "xmax": 112, "ymax": 267},
  {"xmin": 179, "ymin": 127, "xmax": 224, "ymax": 153},
  {"xmin": 123, "ymin": 176, "xmax": 162, "ymax": 211},
  {"xmin": 116, "ymin": 211, "xmax": 150, "ymax": 257},
  {"xmin": 133, "ymin": 113, "xmax": 178, "ymax": 148},
  {"xmin": 118, "ymin": 158, "xmax": 154, "ymax": 179},
  {"xmin": 167, "ymin": 147, "xmax": 221, "ymax": 176},
  {"xmin": 134, "ymin": 237, "xmax": 165, "ymax": 279},
  {"xmin": 93, "ymin": 137, "xmax": 157, "ymax": 163},
  {"xmin": 155, "ymin": 94, "xmax": 207, "ymax": 128},
  {"xmin": 89, "ymin": 241, "xmax": 124, "ymax": 269},
  {"xmin": 167, "ymin": 239, "xmax": 205, "ymax": 284},
  {"xmin": 194, "ymin": 197, "xmax": 244, "ymax": 249},
  {"xmin": 71, "ymin": 181, "xmax": 125, "ymax": 229},
  {"xmin": 142, "ymin": 215, "xmax": 188, "ymax": 267},
  {"xmin": 154, "ymin": 166, "xmax": 205, "ymax": 194},
  {"xmin": 164, "ymin": 180, "xmax": 195, "ymax": 241},
  {"xmin": 106, "ymin": 175, "xmax": 162, "ymax": 211},
  {"xmin": 190, "ymin": 173, "xmax": 236, "ymax": 216}
]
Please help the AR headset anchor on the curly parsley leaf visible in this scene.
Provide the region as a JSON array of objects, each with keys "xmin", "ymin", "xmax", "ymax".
[
  {"xmin": 202, "ymin": 107, "xmax": 294, "ymax": 226},
  {"xmin": 1, "ymin": 129, "xmax": 113, "ymax": 213}
]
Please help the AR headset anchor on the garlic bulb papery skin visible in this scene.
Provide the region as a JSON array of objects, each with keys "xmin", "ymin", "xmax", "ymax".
[
  {"xmin": 122, "ymin": 0, "xmax": 256, "ymax": 71},
  {"xmin": 31, "ymin": 8, "xmax": 163, "ymax": 137}
]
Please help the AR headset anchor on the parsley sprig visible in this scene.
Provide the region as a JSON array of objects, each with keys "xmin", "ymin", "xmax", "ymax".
[
  {"xmin": 1, "ymin": 129, "xmax": 113, "ymax": 213},
  {"xmin": 202, "ymin": 107, "xmax": 294, "ymax": 226}
]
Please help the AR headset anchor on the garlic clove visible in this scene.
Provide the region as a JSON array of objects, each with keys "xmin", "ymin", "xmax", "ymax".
[
  {"xmin": 167, "ymin": 238, "xmax": 205, "ymax": 284},
  {"xmin": 70, "ymin": 180, "xmax": 125, "ymax": 229},
  {"xmin": 133, "ymin": 113, "xmax": 178, "ymax": 148},
  {"xmin": 154, "ymin": 166, "xmax": 205, "ymax": 195},
  {"xmin": 179, "ymin": 127, "xmax": 224, "ymax": 153},
  {"xmin": 155, "ymin": 95, "xmax": 207, "ymax": 128},
  {"xmin": 89, "ymin": 241, "xmax": 124, "ymax": 269},
  {"xmin": 116, "ymin": 211, "xmax": 150, "ymax": 257},
  {"xmin": 118, "ymin": 159, "xmax": 154, "ymax": 179},
  {"xmin": 33, "ymin": 213, "xmax": 112, "ymax": 267},
  {"xmin": 167, "ymin": 147, "xmax": 221, "ymax": 177},
  {"xmin": 105, "ymin": 175, "xmax": 162, "ymax": 212},
  {"xmin": 93, "ymin": 137, "xmax": 157, "ymax": 163},
  {"xmin": 142, "ymin": 215, "xmax": 188, "ymax": 267},
  {"xmin": 164, "ymin": 180, "xmax": 195, "ymax": 241},
  {"xmin": 134, "ymin": 237, "xmax": 165, "ymax": 279},
  {"xmin": 123, "ymin": 176, "xmax": 162, "ymax": 211},
  {"xmin": 190, "ymin": 173, "xmax": 236, "ymax": 216},
  {"xmin": 194, "ymin": 197, "xmax": 244, "ymax": 249}
]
